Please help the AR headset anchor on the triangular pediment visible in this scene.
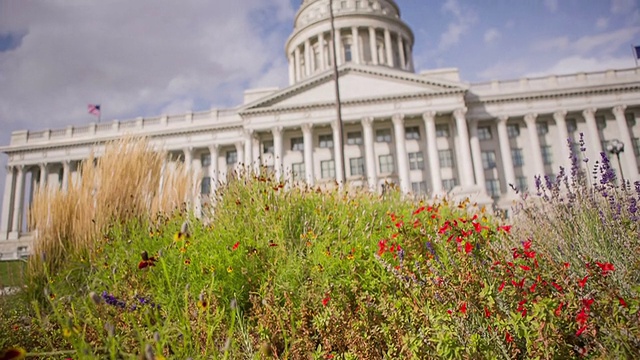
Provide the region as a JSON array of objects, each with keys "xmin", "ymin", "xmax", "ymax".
[{"xmin": 241, "ymin": 64, "xmax": 467, "ymax": 113}]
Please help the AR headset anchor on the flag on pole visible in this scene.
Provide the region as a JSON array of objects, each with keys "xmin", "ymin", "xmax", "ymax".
[
  {"xmin": 634, "ymin": 45, "xmax": 640, "ymax": 59},
  {"xmin": 88, "ymin": 104, "xmax": 101, "ymax": 117}
]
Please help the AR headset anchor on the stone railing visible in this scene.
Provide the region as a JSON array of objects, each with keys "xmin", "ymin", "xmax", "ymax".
[{"xmin": 9, "ymin": 108, "xmax": 241, "ymax": 146}]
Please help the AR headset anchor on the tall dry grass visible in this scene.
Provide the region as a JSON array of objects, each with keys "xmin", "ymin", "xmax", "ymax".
[{"xmin": 27, "ymin": 137, "xmax": 195, "ymax": 282}]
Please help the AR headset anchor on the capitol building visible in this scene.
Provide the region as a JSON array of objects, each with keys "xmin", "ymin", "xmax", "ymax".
[{"xmin": 1, "ymin": 0, "xmax": 639, "ymax": 259}]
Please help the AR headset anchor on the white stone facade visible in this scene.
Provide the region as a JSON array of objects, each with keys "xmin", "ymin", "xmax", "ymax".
[{"xmin": 1, "ymin": 0, "xmax": 639, "ymax": 259}]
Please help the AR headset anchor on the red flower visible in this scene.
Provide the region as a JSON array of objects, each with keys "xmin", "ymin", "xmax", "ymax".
[
  {"xmin": 578, "ymin": 275, "xmax": 588, "ymax": 288},
  {"xmin": 464, "ymin": 242, "xmax": 473, "ymax": 254},
  {"xmin": 582, "ymin": 298, "xmax": 594, "ymax": 310},
  {"xmin": 395, "ymin": 221, "xmax": 404, "ymax": 228},
  {"xmin": 523, "ymin": 250, "xmax": 536, "ymax": 258},
  {"xmin": 551, "ymin": 282, "xmax": 563, "ymax": 292},
  {"xmin": 576, "ymin": 309, "xmax": 588, "ymax": 325},
  {"xmin": 459, "ymin": 302, "xmax": 467, "ymax": 314},
  {"xmin": 519, "ymin": 265, "xmax": 531, "ymax": 271},
  {"xmin": 497, "ymin": 225, "xmax": 511, "ymax": 233},
  {"xmin": 576, "ymin": 325, "xmax": 587, "ymax": 336},
  {"xmin": 512, "ymin": 278, "xmax": 525, "ymax": 288},
  {"xmin": 529, "ymin": 282, "xmax": 537, "ymax": 293},
  {"xmin": 377, "ymin": 239, "xmax": 387, "ymax": 256},
  {"xmin": 473, "ymin": 222, "xmax": 487, "ymax": 233},
  {"xmin": 412, "ymin": 206, "xmax": 426, "ymax": 215},
  {"xmin": 554, "ymin": 302, "xmax": 564, "ymax": 316},
  {"xmin": 498, "ymin": 281, "xmax": 506, "ymax": 292},
  {"xmin": 595, "ymin": 262, "xmax": 615, "ymax": 276},
  {"xmin": 505, "ymin": 331, "xmax": 513, "ymax": 343},
  {"xmin": 523, "ymin": 240, "xmax": 532, "ymax": 250},
  {"xmin": 438, "ymin": 222, "xmax": 450, "ymax": 234},
  {"xmin": 322, "ymin": 295, "xmax": 330, "ymax": 307},
  {"xmin": 619, "ymin": 297, "xmax": 627, "ymax": 308},
  {"xmin": 563, "ymin": 262, "xmax": 570, "ymax": 269},
  {"xmin": 517, "ymin": 299, "xmax": 527, "ymax": 317},
  {"xmin": 232, "ymin": 242, "xmax": 240, "ymax": 251},
  {"xmin": 484, "ymin": 306, "xmax": 491, "ymax": 318},
  {"xmin": 413, "ymin": 219, "xmax": 421, "ymax": 228}
]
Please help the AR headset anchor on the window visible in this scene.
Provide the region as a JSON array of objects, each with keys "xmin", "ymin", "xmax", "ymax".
[
  {"xmin": 443, "ymin": 178, "xmax": 458, "ymax": 191},
  {"xmin": 405, "ymin": 126, "xmax": 420, "ymax": 140},
  {"xmin": 350, "ymin": 157, "xmax": 365, "ymax": 176},
  {"xmin": 313, "ymin": 46, "xmax": 320, "ymax": 71},
  {"xmin": 438, "ymin": 149, "xmax": 454, "ymax": 168},
  {"xmin": 626, "ymin": 113, "xmax": 637, "ymax": 127},
  {"xmin": 201, "ymin": 153, "xmax": 211, "ymax": 167},
  {"xmin": 376, "ymin": 128, "xmax": 392, "ymax": 142},
  {"xmin": 481, "ymin": 151, "xmax": 497, "ymax": 170},
  {"xmin": 344, "ymin": 44, "xmax": 352, "ymax": 62},
  {"xmin": 541, "ymin": 146, "xmax": 553, "ymax": 165},
  {"xmin": 507, "ymin": 124, "xmax": 520, "ymax": 138},
  {"xmin": 379, "ymin": 154, "xmax": 394, "ymax": 173},
  {"xmin": 633, "ymin": 138, "xmax": 640, "ymax": 156},
  {"xmin": 536, "ymin": 122, "xmax": 549, "ymax": 135},
  {"xmin": 292, "ymin": 162, "xmax": 305, "ymax": 181},
  {"xmin": 201, "ymin": 177, "xmax": 211, "ymax": 195},
  {"xmin": 321, "ymin": 160, "xmax": 336, "ymax": 179},
  {"xmin": 408, "ymin": 151, "xmax": 424, "ymax": 170},
  {"xmin": 340, "ymin": 0, "xmax": 347, "ymax": 8},
  {"xmin": 355, "ymin": 0, "xmax": 361, "ymax": 9},
  {"xmin": 291, "ymin": 137, "xmax": 304, "ymax": 151},
  {"xmin": 347, "ymin": 131, "xmax": 363, "ymax": 145},
  {"xmin": 263, "ymin": 140, "xmax": 274, "ymax": 154},
  {"xmin": 226, "ymin": 150, "xmax": 237, "ymax": 165},
  {"xmin": 596, "ymin": 116, "xmax": 606, "ymax": 130},
  {"xmin": 516, "ymin": 176, "xmax": 528, "ymax": 192},
  {"xmin": 566, "ymin": 118, "xmax": 577, "ymax": 133},
  {"xmin": 319, "ymin": 134, "xmax": 334, "ymax": 148},
  {"xmin": 412, "ymin": 181, "xmax": 427, "ymax": 195},
  {"xmin": 511, "ymin": 148, "xmax": 524, "ymax": 167},
  {"xmin": 485, "ymin": 179, "xmax": 501, "ymax": 198},
  {"xmin": 478, "ymin": 126, "xmax": 492, "ymax": 140},
  {"xmin": 436, "ymin": 124, "xmax": 450, "ymax": 137}
]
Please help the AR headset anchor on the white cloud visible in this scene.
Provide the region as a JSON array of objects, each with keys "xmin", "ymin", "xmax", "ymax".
[
  {"xmin": 532, "ymin": 36, "xmax": 570, "ymax": 52},
  {"xmin": 438, "ymin": 0, "xmax": 478, "ymax": 51},
  {"xmin": 526, "ymin": 56, "xmax": 635, "ymax": 78},
  {"xmin": 483, "ymin": 28, "xmax": 500, "ymax": 44},
  {"xmin": 477, "ymin": 60, "xmax": 529, "ymax": 80},
  {"xmin": 596, "ymin": 17, "xmax": 609, "ymax": 30},
  {"xmin": 544, "ymin": 0, "xmax": 558, "ymax": 13},
  {"xmin": 611, "ymin": 0, "xmax": 636, "ymax": 14},
  {"xmin": 531, "ymin": 27, "xmax": 640, "ymax": 55}
]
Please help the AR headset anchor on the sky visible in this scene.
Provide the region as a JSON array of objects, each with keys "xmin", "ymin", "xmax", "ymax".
[{"xmin": 0, "ymin": 0, "xmax": 638, "ymax": 220}]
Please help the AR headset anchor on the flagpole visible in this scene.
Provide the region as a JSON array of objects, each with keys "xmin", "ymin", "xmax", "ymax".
[
  {"xmin": 329, "ymin": 0, "xmax": 346, "ymax": 188},
  {"xmin": 633, "ymin": 45, "xmax": 639, "ymax": 67}
]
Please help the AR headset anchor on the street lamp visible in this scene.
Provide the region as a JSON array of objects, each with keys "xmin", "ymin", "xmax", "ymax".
[{"xmin": 606, "ymin": 138, "xmax": 625, "ymax": 185}]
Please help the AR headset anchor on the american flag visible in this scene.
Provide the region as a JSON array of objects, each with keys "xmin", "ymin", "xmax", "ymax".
[{"xmin": 88, "ymin": 104, "xmax": 101, "ymax": 116}]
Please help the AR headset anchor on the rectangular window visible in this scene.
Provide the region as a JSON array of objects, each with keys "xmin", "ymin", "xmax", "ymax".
[
  {"xmin": 291, "ymin": 137, "xmax": 304, "ymax": 151},
  {"xmin": 626, "ymin": 113, "xmax": 637, "ymax": 127},
  {"xmin": 319, "ymin": 134, "xmax": 334, "ymax": 148},
  {"xmin": 596, "ymin": 116, "xmax": 606, "ymax": 130},
  {"xmin": 634, "ymin": 138, "xmax": 640, "ymax": 157},
  {"xmin": 344, "ymin": 44, "xmax": 352, "ymax": 62},
  {"xmin": 347, "ymin": 131, "xmax": 363, "ymax": 145},
  {"xmin": 350, "ymin": 157, "xmax": 365, "ymax": 176},
  {"xmin": 321, "ymin": 160, "xmax": 336, "ymax": 179},
  {"xmin": 536, "ymin": 122, "xmax": 549, "ymax": 135},
  {"xmin": 411, "ymin": 181, "xmax": 427, "ymax": 195},
  {"xmin": 408, "ymin": 151, "xmax": 424, "ymax": 170},
  {"xmin": 566, "ymin": 118, "xmax": 577, "ymax": 133},
  {"xmin": 375, "ymin": 128, "xmax": 392, "ymax": 143},
  {"xmin": 201, "ymin": 153, "xmax": 211, "ymax": 167},
  {"xmin": 226, "ymin": 150, "xmax": 237, "ymax": 165},
  {"xmin": 201, "ymin": 177, "xmax": 211, "ymax": 195},
  {"xmin": 485, "ymin": 179, "xmax": 501, "ymax": 198},
  {"xmin": 436, "ymin": 124, "xmax": 450, "ymax": 138},
  {"xmin": 481, "ymin": 151, "xmax": 497, "ymax": 170},
  {"xmin": 292, "ymin": 162, "xmax": 305, "ymax": 181},
  {"xmin": 263, "ymin": 140, "xmax": 274, "ymax": 154},
  {"xmin": 507, "ymin": 124, "xmax": 520, "ymax": 138},
  {"xmin": 511, "ymin": 148, "xmax": 524, "ymax": 167},
  {"xmin": 516, "ymin": 176, "xmax": 528, "ymax": 192},
  {"xmin": 405, "ymin": 126, "xmax": 420, "ymax": 140},
  {"xmin": 478, "ymin": 126, "xmax": 492, "ymax": 140},
  {"xmin": 438, "ymin": 149, "xmax": 454, "ymax": 168},
  {"xmin": 379, "ymin": 154, "xmax": 394, "ymax": 173},
  {"xmin": 541, "ymin": 146, "xmax": 553, "ymax": 165},
  {"xmin": 443, "ymin": 178, "xmax": 458, "ymax": 191}
]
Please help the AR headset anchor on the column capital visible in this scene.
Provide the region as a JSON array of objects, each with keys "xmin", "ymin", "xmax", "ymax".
[
  {"xmin": 330, "ymin": 121, "xmax": 340, "ymax": 132},
  {"xmin": 391, "ymin": 113, "xmax": 405, "ymax": 125},
  {"xmin": 453, "ymin": 107, "xmax": 467, "ymax": 120},
  {"xmin": 183, "ymin": 146, "xmax": 193, "ymax": 153},
  {"xmin": 301, "ymin": 123, "xmax": 313, "ymax": 133},
  {"xmin": 5, "ymin": 165, "xmax": 13, "ymax": 173},
  {"xmin": 208, "ymin": 144, "xmax": 219, "ymax": 153},
  {"xmin": 422, "ymin": 111, "xmax": 436, "ymax": 122},
  {"xmin": 361, "ymin": 116, "xmax": 374, "ymax": 127},
  {"xmin": 243, "ymin": 128, "xmax": 255, "ymax": 139},
  {"xmin": 612, "ymin": 105, "xmax": 627, "ymax": 117},
  {"xmin": 582, "ymin": 107, "xmax": 597, "ymax": 118},
  {"xmin": 524, "ymin": 113, "xmax": 538, "ymax": 125},
  {"xmin": 271, "ymin": 126, "xmax": 283, "ymax": 136},
  {"xmin": 553, "ymin": 110, "xmax": 567, "ymax": 121},
  {"xmin": 497, "ymin": 115, "xmax": 509, "ymax": 124},
  {"xmin": 234, "ymin": 141, "xmax": 244, "ymax": 151}
]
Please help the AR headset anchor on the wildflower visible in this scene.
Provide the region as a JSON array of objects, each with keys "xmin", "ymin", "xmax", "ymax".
[
  {"xmin": 377, "ymin": 239, "xmax": 387, "ymax": 256},
  {"xmin": 582, "ymin": 298, "xmax": 594, "ymax": 310},
  {"xmin": 619, "ymin": 297, "xmax": 627, "ymax": 308},
  {"xmin": 232, "ymin": 242, "xmax": 240, "ymax": 251},
  {"xmin": 412, "ymin": 206, "xmax": 426, "ymax": 215},
  {"xmin": 459, "ymin": 302, "xmax": 467, "ymax": 314},
  {"xmin": 523, "ymin": 240, "xmax": 532, "ymax": 250},
  {"xmin": 0, "ymin": 347, "xmax": 26, "ymax": 360},
  {"xmin": 529, "ymin": 282, "xmax": 537, "ymax": 293},
  {"xmin": 227, "ymin": 266, "xmax": 233, "ymax": 273},
  {"xmin": 484, "ymin": 306, "xmax": 491, "ymax": 318},
  {"xmin": 498, "ymin": 281, "xmax": 506, "ymax": 292},
  {"xmin": 512, "ymin": 278, "xmax": 525, "ymax": 289},
  {"xmin": 519, "ymin": 265, "xmax": 531, "ymax": 271},
  {"xmin": 464, "ymin": 242, "xmax": 473, "ymax": 254},
  {"xmin": 595, "ymin": 262, "xmax": 615, "ymax": 276},
  {"xmin": 395, "ymin": 220, "xmax": 404, "ymax": 228},
  {"xmin": 497, "ymin": 225, "xmax": 511, "ymax": 233},
  {"xmin": 197, "ymin": 293, "xmax": 208, "ymax": 311},
  {"xmin": 505, "ymin": 331, "xmax": 513, "ymax": 343},
  {"xmin": 555, "ymin": 302, "xmax": 564, "ymax": 316},
  {"xmin": 184, "ymin": 259, "xmax": 191, "ymax": 266},
  {"xmin": 551, "ymin": 282, "xmax": 563, "ymax": 292},
  {"xmin": 576, "ymin": 325, "xmax": 587, "ymax": 336},
  {"xmin": 138, "ymin": 251, "xmax": 157, "ymax": 269},
  {"xmin": 322, "ymin": 295, "xmax": 330, "ymax": 307},
  {"xmin": 578, "ymin": 275, "xmax": 588, "ymax": 288},
  {"xmin": 524, "ymin": 250, "xmax": 536, "ymax": 258},
  {"xmin": 576, "ymin": 309, "xmax": 588, "ymax": 326},
  {"xmin": 563, "ymin": 262, "xmax": 570, "ymax": 269}
]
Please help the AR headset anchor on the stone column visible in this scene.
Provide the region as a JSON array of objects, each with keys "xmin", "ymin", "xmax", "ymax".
[
  {"xmin": 362, "ymin": 117, "xmax": 377, "ymax": 191},
  {"xmin": 62, "ymin": 160, "xmax": 70, "ymax": 191},
  {"xmin": 288, "ymin": 53, "xmax": 295, "ymax": 85},
  {"xmin": 39, "ymin": 163, "xmax": 48, "ymax": 190},
  {"xmin": 423, "ymin": 111, "xmax": 443, "ymax": 196},
  {"xmin": 384, "ymin": 28, "xmax": 394, "ymax": 67},
  {"xmin": 209, "ymin": 144, "xmax": 219, "ymax": 191},
  {"xmin": 391, "ymin": 114, "xmax": 410, "ymax": 193},
  {"xmin": 304, "ymin": 39, "xmax": 312, "ymax": 76},
  {"xmin": 294, "ymin": 46, "xmax": 302, "ymax": 81},
  {"xmin": 454, "ymin": 108, "xmax": 475, "ymax": 187},
  {"xmin": 10, "ymin": 165, "xmax": 24, "ymax": 238},
  {"xmin": 496, "ymin": 116, "xmax": 516, "ymax": 191},
  {"xmin": 468, "ymin": 119, "xmax": 485, "ymax": 189},
  {"xmin": 335, "ymin": 29, "xmax": 343, "ymax": 66},
  {"xmin": 553, "ymin": 110, "xmax": 572, "ymax": 172},
  {"xmin": 524, "ymin": 113, "xmax": 545, "ymax": 183},
  {"xmin": 407, "ymin": 45, "xmax": 414, "ymax": 72},
  {"xmin": 582, "ymin": 108, "xmax": 603, "ymax": 164},
  {"xmin": 272, "ymin": 126, "xmax": 284, "ymax": 180},
  {"xmin": 318, "ymin": 33, "xmax": 326, "ymax": 71},
  {"xmin": 613, "ymin": 105, "xmax": 639, "ymax": 181},
  {"xmin": 302, "ymin": 123, "xmax": 315, "ymax": 185},
  {"xmin": 1, "ymin": 166, "xmax": 15, "ymax": 238},
  {"xmin": 351, "ymin": 27, "xmax": 360, "ymax": 64},
  {"xmin": 369, "ymin": 27, "xmax": 378, "ymax": 65},
  {"xmin": 183, "ymin": 147, "xmax": 193, "ymax": 172},
  {"xmin": 331, "ymin": 121, "xmax": 345, "ymax": 184},
  {"xmin": 244, "ymin": 130, "xmax": 254, "ymax": 170},
  {"xmin": 397, "ymin": 34, "xmax": 406, "ymax": 70},
  {"xmin": 235, "ymin": 141, "xmax": 244, "ymax": 168}
]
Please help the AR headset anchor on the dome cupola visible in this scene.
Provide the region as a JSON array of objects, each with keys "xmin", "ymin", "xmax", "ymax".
[{"xmin": 285, "ymin": 0, "xmax": 415, "ymax": 85}]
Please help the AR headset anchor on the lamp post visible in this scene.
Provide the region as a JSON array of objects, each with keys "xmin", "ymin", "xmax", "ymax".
[{"xmin": 606, "ymin": 138, "xmax": 625, "ymax": 186}]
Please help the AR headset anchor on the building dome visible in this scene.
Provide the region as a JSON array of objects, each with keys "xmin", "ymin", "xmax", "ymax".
[{"xmin": 285, "ymin": 0, "xmax": 415, "ymax": 85}]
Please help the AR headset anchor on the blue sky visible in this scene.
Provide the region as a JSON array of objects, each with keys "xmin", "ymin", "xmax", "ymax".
[{"xmin": 0, "ymin": 0, "xmax": 638, "ymax": 218}]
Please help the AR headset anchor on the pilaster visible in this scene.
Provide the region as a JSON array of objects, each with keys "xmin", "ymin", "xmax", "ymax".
[
  {"xmin": 1, "ymin": 166, "xmax": 15, "ymax": 239},
  {"xmin": 422, "ymin": 111, "xmax": 442, "ymax": 196},
  {"xmin": 553, "ymin": 110, "xmax": 572, "ymax": 172},
  {"xmin": 391, "ymin": 114, "xmax": 410, "ymax": 194},
  {"xmin": 351, "ymin": 27, "xmax": 361, "ymax": 64},
  {"xmin": 612, "ymin": 105, "xmax": 639, "ymax": 181},
  {"xmin": 397, "ymin": 34, "xmax": 406, "ymax": 69},
  {"xmin": 208, "ymin": 144, "xmax": 219, "ymax": 190},
  {"xmin": 369, "ymin": 27, "xmax": 378, "ymax": 65},
  {"xmin": 302, "ymin": 124, "xmax": 315, "ymax": 185},
  {"xmin": 9, "ymin": 165, "xmax": 24, "ymax": 239},
  {"xmin": 39, "ymin": 163, "xmax": 48, "ymax": 189},
  {"xmin": 294, "ymin": 46, "xmax": 302, "ymax": 81},
  {"xmin": 496, "ymin": 116, "xmax": 516, "ymax": 193},
  {"xmin": 318, "ymin": 33, "xmax": 326, "ymax": 71},
  {"xmin": 582, "ymin": 107, "xmax": 602, "ymax": 165},
  {"xmin": 362, "ymin": 117, "xmax": 377, "ymax": 191},
  {"xmin": 244, "ymin": 129, "xmax": 254, "ymax": 170},
  {"xmin": 384, "ymin": 28, "xmax": 393, "ymax": 67},
  {"xmin": 272, "ymin": 126, "xmax": 284, "ymax": 181},
  {"xmin": 468, "ymin": 118, "xmax": 485, "ymax": 189},
  {"xmin": 331, "ymin": 121, "xmax": 345, "ymax": 184},
  {"xmin": 453, "ymin": 108, "xmax": 475, "ymax": 187},
  {"xmin": 524, "ymin": 113, "xmax": 545, "ymax": 188},
  {"xmin": 62, "ymin": 160, "xmax": 70, "ymax": 191}
]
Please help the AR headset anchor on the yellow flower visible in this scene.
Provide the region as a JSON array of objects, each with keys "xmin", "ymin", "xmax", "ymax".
[
  {"xmin": 179, "ymin": 247, "xmax": 187, "ymax": 253},
  {"xmin": 184, "ymin": 259, "xmax": 191, "ymax": 266},
  {"xmin": 0, "ymin": 346, "xmax": 26, "ymax": 360},
  {"xmin": 63, "ymin": 328, "xmax": 72, "ymax": 338},
  {"xmin": 227, "ymin": 266, "xmax": 233, "ymax": 273}
]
